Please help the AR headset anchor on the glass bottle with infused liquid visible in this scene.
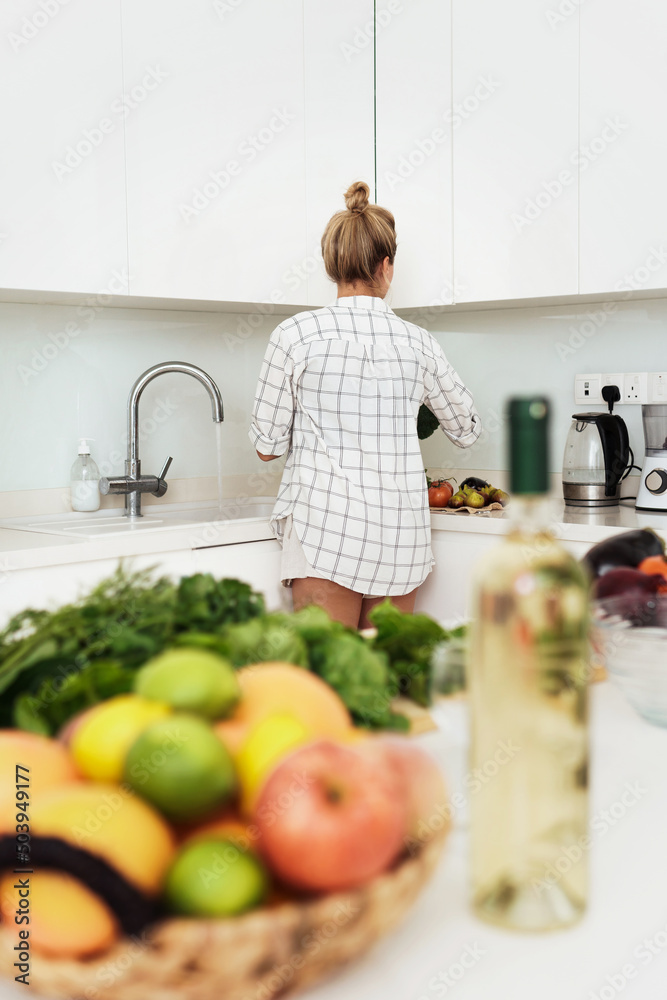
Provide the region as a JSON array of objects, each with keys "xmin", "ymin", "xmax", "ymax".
[{"xmin": 468, "ymin": 398, "xmax": 590, "ymax": 931}]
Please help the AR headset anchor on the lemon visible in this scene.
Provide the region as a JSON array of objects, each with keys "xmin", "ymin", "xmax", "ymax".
[
  {"xmin": 165, "ymin": 837, "xmax": 268, "ymax": 917},
  {"xmin": 123, "ymin": 714, "xmax": 236, "ymax": 822},
  {"xmin": 235, "ymin": 712, "xmax": 312, "ymax": 815},
  {"xmin": 70, "ymin": 694, "xmax": 171, "ymax": 782},
  {"xmin": 135, "ymin": 648, "xmax": 240, "ymax": 721}
]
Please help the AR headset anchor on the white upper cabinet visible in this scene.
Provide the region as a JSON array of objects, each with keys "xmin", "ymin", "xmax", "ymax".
[
  {"xmin": 580, "ymin": 1, "xmax": 667, "ymax": 295},
  {"xmin": 376, "ymin": 0, "xmax": 453, "ymax": 310},
  {"xmin": 452, "ymin": 0, "xmax": 579, "ymax": 303},
  {"xmin": 304, "ymin": 1, "xmax": 375, "ymax": 307},
  {"xmin": 0, "ymin": 0, "xmax": 128, "ymax": 295},
  {"xmin": 121, "ymin": 0, "xmax": 307, "ymax": 303}
]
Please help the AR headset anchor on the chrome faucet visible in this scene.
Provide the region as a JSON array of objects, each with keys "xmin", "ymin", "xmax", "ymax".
[{"xmin": 100, "ymin": 362, "xmax": 224, "ymax": 517}]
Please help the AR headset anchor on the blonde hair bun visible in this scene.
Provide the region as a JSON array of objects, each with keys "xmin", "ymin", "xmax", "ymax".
[
  {"xmin": 321, "ymin": 182, "xmax": 396, "ymax": 289},
  {"xmin": 344, "ymin": 181, "xmax": 370, "ymax": 215}
]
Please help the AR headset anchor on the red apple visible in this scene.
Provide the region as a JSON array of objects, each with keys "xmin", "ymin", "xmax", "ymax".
[
  {"xmin": 253, "ymin": 740, "xmax": 407, "ymax": 891},
  {"xmin": 357, "ymin": 737, "xmax": 449, "ymax": 842}
]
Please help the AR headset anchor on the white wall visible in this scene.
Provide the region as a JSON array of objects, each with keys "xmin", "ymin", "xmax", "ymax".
[
  {"xmin": 0, "ymin": 292, "xmax": 665, "ymax": 507},
  {"xmin": 414, "ymin": 296, "xmax": 667, "ymax": 479},
  {"xmin": 0, "ymin": 299, "xmax": 291, "ymax": 497}
]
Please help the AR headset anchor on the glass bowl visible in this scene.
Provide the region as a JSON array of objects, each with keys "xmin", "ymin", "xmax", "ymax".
[{"xmin": 592, "ymin": 594, "xmax": 667, "ymax": 727}]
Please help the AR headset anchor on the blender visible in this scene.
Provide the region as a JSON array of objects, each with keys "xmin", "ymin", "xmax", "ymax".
[{"xmin": 636, "ymin": 404, "xmax": 667, "ymax": 511}]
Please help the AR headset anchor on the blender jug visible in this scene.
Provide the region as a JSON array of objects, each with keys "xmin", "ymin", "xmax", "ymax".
[{"xmin": 636, "ymin": 404, "xmax": 667, "ymax": 511}]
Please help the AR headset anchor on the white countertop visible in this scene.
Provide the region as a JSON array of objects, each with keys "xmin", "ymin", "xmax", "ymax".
[
  {"xmin": 0, "ymin": 511, "xmax": 276, "ymax": 571},
  {"xmin": 0, "ymin": 498, "xmax": 665, "ymax": 573},
  {"xmin": 430, "ymin": 497, "xmax": 667, "ymax": 546},
  {"xmin": 0, "ymin": 682, "xmax": 663, "ymax": 1000},
  {"xmin": 301, "ymin": 682, "xmax": 667, "ymax": 1000}
]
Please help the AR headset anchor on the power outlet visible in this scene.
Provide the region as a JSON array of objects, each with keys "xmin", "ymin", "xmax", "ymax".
[
  {"xmin": 601, "ymin": 373, "xmax": 625, "ymax": 402},
  {"xmin": 648, "ymin": 372, "xmax": 667, "ymax": 403},
  {"xmin": 623, "ymin": 372, "xmax": 648, "ymax": 402},
  {"xmin": 575, "ymin": 372, "xmax": 651, "ymax": 405}
]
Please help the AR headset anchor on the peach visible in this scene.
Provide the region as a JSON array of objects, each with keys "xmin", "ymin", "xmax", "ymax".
[
  {"xmin": 0, "ymin": 870, "xmax": 119, "ymax": 959},
  {"xmin": 0, "ymin": 730, "xmax": 78, "ymax": 833},
  {"xmin": 215, "ymin": 662, "xmax": 352, "ymax": 755},
  {"xmin": 30, "ymin": 782, "xmax": 176, "ymax": 894},
  {"xmin": 357, "ymin": 736, "xmax": 448, "ymax": 841}
]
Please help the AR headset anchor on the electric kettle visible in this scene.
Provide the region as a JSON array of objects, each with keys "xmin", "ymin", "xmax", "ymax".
[{"xmin": 562, "ymin": 412, "xmax": 630, "ymax": 507}]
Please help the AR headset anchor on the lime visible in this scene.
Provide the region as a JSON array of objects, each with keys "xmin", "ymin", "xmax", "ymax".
[
  {"xmin": 70, "ymin": 694, "xmax": 171, "ymax": 782},
  {"xmin": 165, "ymin": 837, "xmax": 268, "ymax": 917},
  {"xmin": 134, "ymin": 648, "xmax": 240, "ymax": 720},
  {"xmin": 124, "ymin": 715, "xmax": 236, "ymax": 822},
  {"xmin": 235, "ymin": 712, "xmax": 312, "ymax": 815}
]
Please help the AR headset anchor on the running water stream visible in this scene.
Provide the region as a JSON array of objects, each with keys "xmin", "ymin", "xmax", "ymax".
[{"xmin": 215, "ymin": 422, "xmax": 224, "ymax": 516}]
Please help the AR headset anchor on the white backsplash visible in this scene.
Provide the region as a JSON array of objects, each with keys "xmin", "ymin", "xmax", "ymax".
[
  {"xmin": 0, "ymin": 293, "xmax": 665, "ymax": 515},
  {"xmin": 414, "ymin": 296, "xmax": 667, "ymax": 481}
]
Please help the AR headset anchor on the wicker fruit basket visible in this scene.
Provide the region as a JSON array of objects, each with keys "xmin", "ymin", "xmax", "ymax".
[{"xmin": 0, "ymin": 824, "xmax": 448, "ymax": 1000}]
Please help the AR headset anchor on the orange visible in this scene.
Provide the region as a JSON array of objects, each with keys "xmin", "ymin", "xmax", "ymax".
[
  {"xmin": 214, "ymin": 662, "xmax": 352, "ymax": 755},
  {"xmin": 638, "ymin": 555, "xmax": 667, "ymax": 590},
  {"xmin": 31, "ymin": 782, "xmax": 176, "ymax": 894},
  {"xmin": 0, "ymin": 730, "xmax": 79, "ymax": 833},
  {"xmin": 0, "ymin": 870, "xmax": 118, "ymax": 958}
]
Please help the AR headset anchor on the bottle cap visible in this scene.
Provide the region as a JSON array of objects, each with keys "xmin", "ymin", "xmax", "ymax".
[
  {"xmin": 508, "ymin": 397, "xmax": 549, "ymax": 495},
  {"xmin": 78, "ymin": 438, "xmax": 93, "ymax": 455}
]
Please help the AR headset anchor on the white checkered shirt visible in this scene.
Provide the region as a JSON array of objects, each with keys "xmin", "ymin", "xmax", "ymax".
[{"xmin": 249, "ymin": 295, "xmax": 481, "ymax": 596}]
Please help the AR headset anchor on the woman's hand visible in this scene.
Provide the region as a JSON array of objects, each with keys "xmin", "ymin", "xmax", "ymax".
[{"xmin": 257, "ymin": 451, "xmax": 279, "ymax": 462}]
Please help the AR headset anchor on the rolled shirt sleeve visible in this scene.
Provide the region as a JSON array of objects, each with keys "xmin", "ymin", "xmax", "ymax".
[
  {"xmin": 423, "ymin": 340, "xmax": 482, "ymax": 449},
  {"xmin": 249, "ymin": 327, "xmax": 294, "ymax": 456}
]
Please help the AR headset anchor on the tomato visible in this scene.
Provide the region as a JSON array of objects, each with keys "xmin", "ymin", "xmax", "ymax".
[
  {"xmin": 428, "ymin": 481, "xmax": 454, "ymax": 508},
  {"xmin": 637, "ymin": 555, "xmax": 667, "ymax": 591}
]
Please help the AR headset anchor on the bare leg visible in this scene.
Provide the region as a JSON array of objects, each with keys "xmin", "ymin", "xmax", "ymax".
[
  {"xmin": 358, "ymin": 587, "xmax": 419, "ymax": 630},
  {"xmin": 292, "ymin": 577, "xmax": 364, "ymax": 630}
]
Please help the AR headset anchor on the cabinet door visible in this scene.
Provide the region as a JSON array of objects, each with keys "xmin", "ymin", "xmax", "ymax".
[
  {"xmin": 376, "ymin": 0, "xmax": 453, "ymax": 309},
  {"xmin": 0, "ymin": 0, "xmax": 128, "ymax": 294},
  {"xmin": 192, "ymin": 539, "xmax": 288, "ymax": 612},
  {"xmin": 580, "ymin": 1, "xmax": 667, "ymax": 294},
  {"xmin": 122, "ymin": 0, "xmax": 307, "ymax": 303},
  {"xmin": 452, "ymin": 0, "xmax": 579, "ymax": 302},
  {"xmin": 304, "ymin": 0, "xmax": 375, "ymax": 306}
]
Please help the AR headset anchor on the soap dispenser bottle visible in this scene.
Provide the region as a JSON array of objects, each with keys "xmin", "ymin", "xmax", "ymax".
[{"xmin": 70, "ymin": 439, "xmax": 101, "ymax": 512}]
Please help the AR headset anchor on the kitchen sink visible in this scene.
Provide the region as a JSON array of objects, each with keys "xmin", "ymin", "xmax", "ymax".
[{"xmin": 0, "ymin": 498, "xmax": 276, "ymax": 540}]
